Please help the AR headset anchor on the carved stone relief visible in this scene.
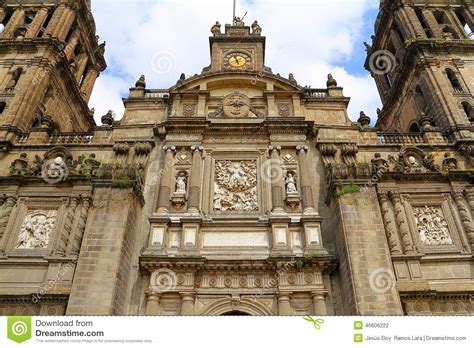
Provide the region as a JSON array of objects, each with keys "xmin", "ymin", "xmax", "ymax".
[
  {"xmin": 16, "ymin": 210, "xmax": 57, "ymax": 249},
  {"xmin": 213, "ymin": 160, "xmax": 258, "ymax": 211},
  {"xmin": 413, "ymin": 206, "xmax": 452, "ymax": 246}
]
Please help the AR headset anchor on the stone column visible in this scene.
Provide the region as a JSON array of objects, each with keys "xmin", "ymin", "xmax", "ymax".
[
  {"xmin": 389, "ymin": 192, "xmax": 414, "ymax": 254},
  {"xmin": 75, "ymin": 54, "xmax": 89, "ymax": 82},
  {"xmin": 1, "ymin": 8, "xmax": 25, "ymax": 38},
  {"xmin": 52, "ymin": 196, "xmax": 79, "ymax": 256},
  {"xmin": 68, "ymin": 196, "xmax": 91, "ymax": 256},
  {"xmin": 269, "ymin": 146, "xmax": 285, "ymax": 213},
  {"xmin": 26, "ymin": 8, "xmax": 49, "ymax": 38},
  {"xmin": 399, "ymin": 7, "xmax": 426, "ymax": 38},
  {"xmin": 180, "ymin": 293, "xmax": 196, "ymax": 315},
  {"xmin": 188, "ymin": 145, "xmax": 203, "ymax": 214},
  {"xmin": 44, "ymin": 5, "xmax": 66, "ymax": 37},
  {"xmin": 145, "ymin": 291, "xmax": 162, "ymax": 315},
  {"xmin": 53, "ymin": 6, "xmax": 76, "ymax": 41},
  {"xmin": 464, "ymin": 190, "xmax": 474, "ymax": 218},
  {"xmin": 157, "ymin": 146, "xmax": 176, "ymax": 213},
  {"xmin": 296, "ymin": 145, "xmax": 315, "ymax": 214},
  {"xmin": 277, "ymin": 292, "xmax": 292, "ymax": 315},
  {"xmin": 311, "ymin": 291, "xmax": 328, "ymax": 315},
  {"xmin": 65, "ymin": 30, "xmax": 81, "ymax": 61},
  {"xmin": 80, "ymin": 67, "xmax": 99, "ymax": 103},
  {"xmin": 0, "ymin": 196, "xmax": 17, "ymax": 241},
  {"xmin": 421, "ymin": 9, "xmax": 443, "ymax": 38},
  {"xmin": 453, "ymin": 191, "xmax": 474, "ymax": 249},
  {"xmin": 378, "ymin": 192, "xmax": 402, "ymax": 254}
]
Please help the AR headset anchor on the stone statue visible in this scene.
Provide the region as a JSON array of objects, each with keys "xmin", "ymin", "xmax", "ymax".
[
  {"xmin": 234, "ymin": 17, "xmax": 245, "ymax": 26},
  {"xmin": 175, "ymin": 173, "xmax": 187, "ymax": 194},
  {"xmin": 286, "ymin": 172, "xmax": 297, "ymax": 193},
  {"xmin": 251, "ymin": 20, "xmax": 262, "ymax": 34},
  {"xmin": 288, "ymin": 73, "xmax": 297, "ymax": 85},
  {"xmin": 211, "ymin": 21, "xmax": 221, "ymax": 35}
]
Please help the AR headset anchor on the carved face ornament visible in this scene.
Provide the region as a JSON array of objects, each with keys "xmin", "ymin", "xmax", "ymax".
[{"xmin": 223, "ymin": 92, "xmax": 250, "ymax": 118}]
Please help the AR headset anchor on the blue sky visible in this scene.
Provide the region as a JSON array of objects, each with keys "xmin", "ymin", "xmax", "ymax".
[{"xmin": 90, "ymin": 0, "xmax": 382, "ymax": 121}]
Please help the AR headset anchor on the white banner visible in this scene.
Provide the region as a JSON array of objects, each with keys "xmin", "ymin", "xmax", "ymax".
[{"xmin": 0, "ymin": 316, "xmax": 471, "ymax": 347}]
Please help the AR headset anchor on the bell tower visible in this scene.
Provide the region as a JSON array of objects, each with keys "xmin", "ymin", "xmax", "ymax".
[
  {"xmin": 0, "ymin": 0, "xmax": 106, "ymax": 150},
  {"xmin": 365, "ymin": 0, "xmax": 473, "ymax": 140}
]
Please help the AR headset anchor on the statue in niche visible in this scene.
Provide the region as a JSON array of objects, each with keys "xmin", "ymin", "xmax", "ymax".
[
  {"xmin": 175, "ymin": 172, "xmax": 187, "ymax": 194},
  {"xmin": 286, "ymin": 172, "xmax": 298, "ymax": 193}
]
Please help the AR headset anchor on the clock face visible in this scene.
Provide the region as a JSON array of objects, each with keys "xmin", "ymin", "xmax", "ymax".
[{"xmin": 224, "ymin": 52, "xmax": 251, "ymax": 70}]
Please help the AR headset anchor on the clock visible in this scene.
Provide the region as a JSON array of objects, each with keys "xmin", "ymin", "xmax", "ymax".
[{"xmin": 224, "ymin": 52, "xmax": 251, "ymax": 70}]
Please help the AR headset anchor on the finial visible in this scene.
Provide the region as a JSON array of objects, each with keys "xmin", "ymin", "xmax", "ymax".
[
  {"xmin": 101, "ymin": 110, "xmax": 114, "ymax": 126},
  {"xmin": 358, "ymin": 111, "xmax": 371, "ymax": 128},
  {"xmin": 135, "ymin": 75, "xmax": 146, "ymax": 89}
]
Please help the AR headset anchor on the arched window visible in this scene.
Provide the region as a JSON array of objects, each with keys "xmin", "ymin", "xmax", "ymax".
[
  {"xmin": 415, "ymin": 8, "xmax": 433, "ymax": 38},
  {"xmin": 455, "ymin": 9, "xmax": 473, "ymax": 38},
  {"xmin": 462, "ymin": 102, "xmax": 473, "ymax": 121},
  {"xmin": 442, "ymin": 26, "xmax": 460, "ymax": 40},
  {"xmin": 433, "ymin": 10, "xmax": 449, "ymax": 25},
  {"xmin": 446, "ymin": 69, "xmax": 463, "ymax": 93},
  {"xmin": 414, "ymin": 86, "xmax": 427, "ymax": 112},
  {"xmin": 409, "ymin": 122, "xmax": 421, "ymax": 133}
]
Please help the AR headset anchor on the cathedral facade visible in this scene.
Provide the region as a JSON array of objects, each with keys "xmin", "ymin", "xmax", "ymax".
[{"xmin": 0, "ymin": 0, "xmax": 472, "ymax": 316}]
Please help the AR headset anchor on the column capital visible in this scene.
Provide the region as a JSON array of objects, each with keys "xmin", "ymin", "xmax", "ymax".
[
  {"xmin": 145, "ymin": 290, "xmax": 162, "ymax": 300},
  {"xmin": 179, "ymin": 292, "xmax": 196, "ymax": 300},
  {"xmin": 276, "ymin": 291, "xmax": 292, "ymax": 300},
  {"xmin": 163, "ymin": 145, "xmax": 176, "ymax": 152},
  {"xmin": 191, "ymin": 145, "xmax": 203, "ymax": 152},
  {"xmin": 378, "ymin": 191, "xmax": 389, "ymax": 200},
  {"xmin": 311, "ymin": 290, "xmax": 328, "ymax": 300},
  {"xmin": 296, "ymin": 145, "xmax": 309, "ymax": 152},
  {"xmin": 269, "ymin": 145, "xmax": 282, "ymax": 152}
]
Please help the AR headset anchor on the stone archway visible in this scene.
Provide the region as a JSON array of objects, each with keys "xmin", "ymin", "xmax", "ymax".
[{"xmin": 199, "ymin": 298, "xmax": 273, "ymax": 316}]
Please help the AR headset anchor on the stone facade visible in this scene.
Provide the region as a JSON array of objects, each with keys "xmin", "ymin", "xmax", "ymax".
[{"xmin": 0, "ymin": 0, "xmax": 472, "ymax": 316}]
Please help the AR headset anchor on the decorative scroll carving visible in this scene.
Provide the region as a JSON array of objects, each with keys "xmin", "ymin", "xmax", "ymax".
[
  {"xmin": 413, "ymin": 206, "xmax": 452, "ymax": 246},
  {"xmin": 213, "ymin": 160, "xmax": 258, "ymax": 211},
  {"xmin": 16, "ymin": 210, "xmax": 57, "ymax": 249}
]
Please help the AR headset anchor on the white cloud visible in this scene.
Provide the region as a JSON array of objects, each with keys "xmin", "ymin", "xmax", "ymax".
[{"xmin": 89, "ymin": 0, "xmax": 381, "ymax": 122}]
